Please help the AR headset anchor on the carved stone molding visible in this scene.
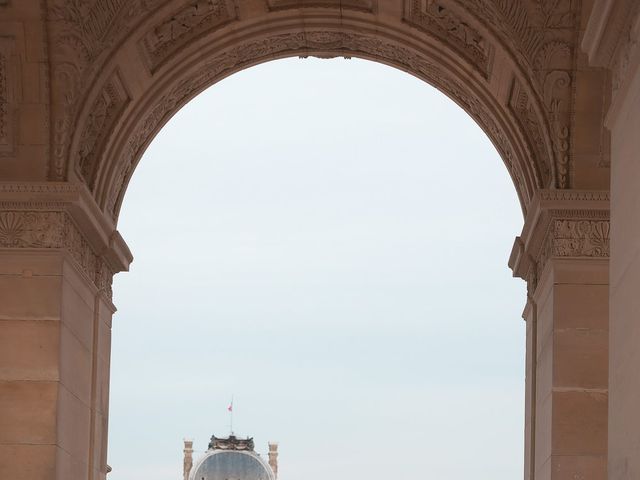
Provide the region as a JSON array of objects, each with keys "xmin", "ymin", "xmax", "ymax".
[
  {"xmin": 74, "ymin": 71, "xmax": 130, "ymax": 189},
  {"xmin": 103, "ymin": 29, "xmax": 533, "ymax": 220},
  {"xmin": 267, "ymin": 0, "xmax": 375, "ymax": 12},
  {"xmin": 0, "ymin": 37, "xmax": 17, "ymax": 157},
  {"xmin": 509, "ymin": 78, "xmax": 549, "ymax": 188},
  {"xmin": 582, "ymin": 0, "xmax": 640, "ymax": 124},
  {"xmin": 0, "ymin": 183, "xmax": 133, "ymax": 301},
  {"xmin": 582, "ymin": 0, "xmax": 638, "ymax": 68},
  {"xmin": 509, "ymin": 190, "xmax": 610, "ymax": 290},
  {"xmin": 459, "ymin": 0, "xmax": 576, "ymax": 187},
  {"xmin": 48, "ymin": 0, "xmax": 167, "ymax": 179},
  {"xmin": 139, "ymin": 0, "xmax": 238, "ymax": 71},
  {"xmin": 404, "ymin": 0, "xmax": 494, "ymax": 78}
]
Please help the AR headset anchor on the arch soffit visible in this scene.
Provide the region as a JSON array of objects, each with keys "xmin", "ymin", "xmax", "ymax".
[{"xmin": 46, "ymin": 0, "xmax": 580, "ymax": 222}]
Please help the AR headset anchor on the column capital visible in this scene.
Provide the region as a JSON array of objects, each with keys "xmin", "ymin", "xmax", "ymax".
[
  {"xmin": 0, "ymin": 182, "xmax": 132, "ymax": 301},
  {"xmin": 509, "ymin": 190, "xmax": 609, "ymax": 289}
]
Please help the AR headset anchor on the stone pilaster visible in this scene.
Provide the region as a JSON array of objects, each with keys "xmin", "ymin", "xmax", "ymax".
[
  {"xmin": 584, "ymin": 2, "xmax": 640, "ymax": 477},
  {"xmin": 510, "ymin": 190, "xmax": 609, "ymax": 480},
  {"xmin": 0, "ymin": 183, "xmax": 131, "ymax": 480}
]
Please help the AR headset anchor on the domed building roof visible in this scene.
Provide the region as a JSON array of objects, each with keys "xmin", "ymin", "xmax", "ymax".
[{"xmin": 188, "ymin": 435, "xmax": 276, "ymax": 480}]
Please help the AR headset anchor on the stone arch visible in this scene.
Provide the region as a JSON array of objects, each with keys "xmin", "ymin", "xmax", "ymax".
[
  {"xmin": 0, "ymin": 2, "xmax": 619, "ymax": 479},
  {"xmin": 46, "ymin": 0, "xmax": 579, "ymax": 222}
]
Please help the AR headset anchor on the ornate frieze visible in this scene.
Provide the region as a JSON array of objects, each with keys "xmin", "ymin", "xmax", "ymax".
[
  {"xmin": 139, "ymin": 0, "xmax": 238, "ymax": 71},
  {"xmin": 267, "ymin": 0, "xmax": 374, "ymax": 12},
  {"xmin": 105, "ymin": 30, "xmax": 528, "ymax": 219},
  {"xmin": 404, "ymin": 0, "xmax": 494, "ymax": 78},
  {"xmin": 0, "ymin": 37, "xmax": 17, "ymax": 157},
  {"xmin": 0, "ymin": 183, "xmax": 133, "ymax": 301},
  {"xmin": 75, "ymin": 72, "xmax": 130, "ymax": 189},
  {"xmin": 0, "ymin": 209, "xmax": 113, "ymax": 299},
  {"xmin": 509, "ymin": 190, "xmax": 610, "ymax": 289}
]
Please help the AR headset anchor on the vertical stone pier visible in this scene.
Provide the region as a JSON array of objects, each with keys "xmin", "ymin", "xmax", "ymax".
[
  {"xmin": 0, "ymin": 183, "xmax": 131, "ymax": 480},
  {"xmin": 510, "ymin": 191, "xmax": 609, "ymax": 480}
]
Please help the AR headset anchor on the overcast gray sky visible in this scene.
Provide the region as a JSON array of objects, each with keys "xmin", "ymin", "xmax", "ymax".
[{"xmin": 108, "ymin": 57, "xmax": 526, "ymax": 480}]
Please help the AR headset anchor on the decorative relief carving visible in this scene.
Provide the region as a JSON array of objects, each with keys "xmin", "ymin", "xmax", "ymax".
[
  {"xmin": 509, "ymin": 78, "xmax": 549, "ymax": 187},
  {"xmin": 534, "ymin": 215, "xmax": 610, "ymax": 285},
  {"xmin": 0, "ymin": 210, "xmax": 113, "ymax": 299},
  {"xmin": 543, "ymin": 70, "xmax": 571, "ymax": 188},
  {"xmin": 0, "ymin": 211, "xmax": 64, "ymax": 247},
  {"xmin": 611, "ymin": 5, "xmax": 640, "ymax": 97},
  {"xmin": 0, "ymin": 37, "xmax": 17, "ymax": 157},
  {"xmin": 48, "ymin": 0, "xmax": 166, "ymax": 179},
  {"xmin": 75, "ymin": 72, "xmax": 130, "ymax": 189},
  {"xmin": 139, "ymin": 0, "xmax": 237, "ymax": 71},
  {"xmin": 106, "ymin": 30, "xmax": 529, "ymax": 219},
  {"xmin": 460, "ymin": 0, "xmax": 577, "ymax": 187},
  {"xmin": 510, "ymin": 188, "xmax": 609, "ymax": 290},
  {"xmin": 404, "ymin": 0, "xmax": 494, "ymax": 78},
  {"xmin": 550, "ymin": 219, "xmax": 609, "ymax": 258},
  {"xmin": 267, "ymin": 0, "xmax": 374, "ymax": 12}
]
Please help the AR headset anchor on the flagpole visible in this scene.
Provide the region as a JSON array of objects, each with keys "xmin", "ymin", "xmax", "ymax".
[{"xmin": 229, "ymin": 395, "xmax": 234, "ymax": 435}]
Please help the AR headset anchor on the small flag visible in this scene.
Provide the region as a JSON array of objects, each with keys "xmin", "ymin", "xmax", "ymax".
[{"xmin": 228, "ymin": 401, "xmax": 233, "ymax": 412}]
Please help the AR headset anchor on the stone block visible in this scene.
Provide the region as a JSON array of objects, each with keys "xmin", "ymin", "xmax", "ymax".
[
  {"xmin": 0, "ymin": 444, "xmax": 57, "ymax": 480},
  {"xmin": 0, "ymin": 274, "xmax": 61, "ymax": 320},
  {"xmin": 0, "ymin": 380, "xmax": 57, "ymax": 444},
  {"xmin": 0, "ymin": 319, "xmax": 59, "ymax": 381},
  {"xmin": 552, "ymin": 390, "xmax": 607, "ymax": 456}
]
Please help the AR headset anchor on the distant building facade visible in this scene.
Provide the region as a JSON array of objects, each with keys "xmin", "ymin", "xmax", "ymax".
[{"xmin": 183, "ymin": 435, "xmax": 278, "ymax": 480}]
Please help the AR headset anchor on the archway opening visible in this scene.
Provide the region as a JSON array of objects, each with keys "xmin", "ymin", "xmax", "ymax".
[{"xmin": 109, "ymin": 57, "xmax": 525, "ymax": 480}]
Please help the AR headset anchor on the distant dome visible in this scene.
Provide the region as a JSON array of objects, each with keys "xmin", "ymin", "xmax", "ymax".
[{"xmin": 190, "ymin": 449, "xmax": 275, "ymax": 480}]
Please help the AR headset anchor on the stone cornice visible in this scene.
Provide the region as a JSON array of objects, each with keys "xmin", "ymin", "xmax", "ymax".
[
  {"xmin": 582, "ymin": 0, "xmax": 640, "ymax": 126},
  {"xmin": 509, "ymin": 190, "xmax": 609, "ymax": 286},
  {"xmin": 582, "ymin": 0, "xmax": 636, "ymax": 67},
  {"xmin": 0, "ymin": 182, "xmax": 133, "ymax": 300}
]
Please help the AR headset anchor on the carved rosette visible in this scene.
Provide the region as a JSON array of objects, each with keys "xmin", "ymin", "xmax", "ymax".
[
  {"xmin": 509, "ymin": 190, "xmax": 610, "ymax": 291},
  {"xmin": 0, "ymin": 183, "xmax": 133, "ymax": 301}
]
